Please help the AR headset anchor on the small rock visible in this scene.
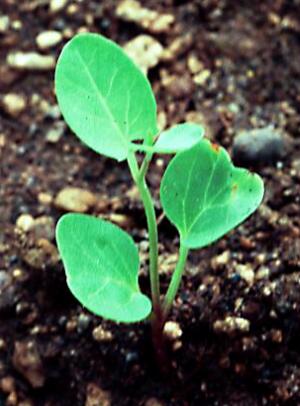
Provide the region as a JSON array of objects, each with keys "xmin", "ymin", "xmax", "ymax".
[
  {"xmin": 211, "ymin": 250, "xmax": 230, "ymax": 268},
  {"xmin": 162, "ymin": 34, "xmax": 193, "ymax": 61},
  {"xmin": 104, "ymin": 213, "xmax": 132, "ymax": 228},
  {"xmin": 77, "ymin": 313, "xmax": 91, "ymax": 333},
  {"xmin": 161, "ymin": 71, "xmax": 194, "ymax": 99},
  {"xmin": 256, "ymin": 266, "xmax": 270, "ymax": 280},
  {"xmin": 36, "ymin": 30, "xmax": 63, "ymax": 49},
  {"xmin": 235, "ymin": 264, "xmax": 255, "ymax": 285},
  {"xmin": 16, "ymin": 214, "xmax": 34, "ymax": 232},
  {"xmin": 45, "ymin": 104, "xmax": 61, "ymax": 119},
  {"xmin": 163, "ymin": 321, "xmax": 182, "ymax": 340},
  {"xmin": 92, "ymin": 325, "xmax": 113, "ymax": 342},
  {"xmin": 213, "ymin": 316, "xmax": 250, "ymax": 334},
  {"xmin": 0, "ymin": 338, "xmax": 6, "ymax": 350},
  {"xmin": 187, "ymin": 54, "xmax": 204, "ymax": 74},
  {"xmin": 50, "ymin": 0, "xmax": 68, "ymax": 13},
  {"xmin": 233, "ymin": 126, "xmax": 285, "ymax": 165},
  {"xmin": 85, "ymin": 383, "xmax": 111, "ymax": 406},
  {"xmin": 2, "ymin": 93, "xmax": 26, "ymax": 117},
  {"xmin": 31, "ymin": 216, "xmax": 55, "ymax": 240},
  {"xmin": 54, "ymin": 187, "xmax": 97, "ymax": 213},
  {"xmin": 0, "ymin": 271, "xmax": 16, "ymax": 311},
  {"xmin": 0, "ymin": 15, "xmax": 10, "ymax": 32},
  {"xmin": 0, "ymin": 376, "xmax": 15, "ymax": 393},
  {"xmin": 12, "ymin": 341, "xmax": 45, "ymax": 388},
  {"xmin": 116, "ymin": 0, "xmax": 174, "ymax": 33},
  {"xmin": 22, "ymin": 239, "xmax": 59, "ymax": 269},
  {"xmin": 7, "ymin": 52, "xmax": 55, "ymax": 71},
  {"xmin": 193, "ymin": 69, "xmax": 211, "ymax": 86},
  {"xmin": 46, "ymin": 121, "xmax": 66, "ymax": 143},
  {"xmin": 17, "ymin": 215, "xmax": 54, "ymax": 240},
  {"xmin": 124, "ymin": 35, "xmax": 163, "ymax": 74},
  {"xmin": 38, "ymin": 192, "xmax": 53, "ymax": 205}
]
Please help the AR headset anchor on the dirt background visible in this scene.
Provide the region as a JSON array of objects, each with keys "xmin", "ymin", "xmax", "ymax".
[{"xmin": 1, "ymin": 0, "xmax": 300, "ymax": 405}]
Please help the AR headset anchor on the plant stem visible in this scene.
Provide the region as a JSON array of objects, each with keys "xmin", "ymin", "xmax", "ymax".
[
  {"xmin": 127, "ymin": 152, "xmax": 161, "ymax": 314},
  {"xmin": 162, "ymin": 243, "xmax": 189, "ymax": 321}
]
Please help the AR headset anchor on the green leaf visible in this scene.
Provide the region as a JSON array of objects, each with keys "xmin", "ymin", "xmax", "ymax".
[
  {"xmin": 160, "ymin": 139, "xmax": 264, "ymax": 249},
  {"xmin": 55, "ymin": 33, "xmax": 158, "ymax": 161},
  {"xmin": 129, "ymin": 123, "xmax": 204, "ymax": 154},
  {"xmin": 154, "ymin": 123, "xmax": 204, "ymax": 153},
  {"xmin": 56, "ymin": 214, "xmax": 151, "ymax": 323}
]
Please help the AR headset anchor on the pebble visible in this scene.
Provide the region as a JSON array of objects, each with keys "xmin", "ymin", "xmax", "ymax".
[
  {"xmin": 213, "ymin": 316, "xmax": 250, "ymax": 334},
  {"xmin": 54, "ymin": 187, "xmax": 97, "ymax": 213},
  {"xmin": 163, "ymin": 321, "xmax": 182, "ymax": 340},
  {"xmin": 31, "ymin": 216, "xmax": 55, "ymax": 240},
  {"xmin": 17, "ymin": 215, "xmax": 55, "ymax": 240},
  {"xmin": 22, "ymin": 239, "xmax": 59, "ymax": 269},
  {"xmin": 162, "ymin": 34, "xmax": 193, "ymax": 61},
  {"xmin": 256, "ymin": 266, "xmax": 270, "ymax": 280},
  {"xmin": 46, "ymin": 121, "xmax": 66, "ymax": 143},
  {"xmin": 124, "ymin": 35, "xmax": 163, "ymax": 74},
  {"xmin": 0, "ymin": 271, "xmax": 17, "ymax": 312},
  {"xmin": 0, "ymin": 271, "xmax": 16, "ymax": 313},
  {"xmin": 38, "ymin": 192, "xmax": 53, "ymax": 205},
  {"xmin": 2, "ymin": 93, "xmax": 26, "ymax": 117},
  {"xmin": 235, "ymin": 264, "xmax": 255, "ymax": 285},
  {"xmin": 92, "ymin": 325, "xmax": 113, "ymax": 342},
  {"xmin": 193, "ymin": 69, "xmax": 211, "ymax": 86},
  {"xmin": 116, "ymin": 0, "xmax": 174, "ymax": 33},
  {"xmin": 50, "ymin": 0, "xmax": 68, "ymax": 13},
  {"xmin": 104, "ymin": 213, "xmax": 132, "ymax": 228},
  {"xmin": 85, "ymin": 383, "xmax": 111, "ymax": 406},
  {"xmin": 0, "ymin": 15, "xmax": 10, "ymax": 32},
  {"xmin": 12, "ymin": 340, "xmax": 45, "ymax": 388},
  {"xmin": 16, "ymin": 214, "xmax": 34, "ymax": 232},
  {"xmin": 161, "ymin": 71, "xmax": 194, "ymax": 99},
  {"xmin": 7, "ymin": 52, "xmax": 55, "ymax": 71},
  {"xmin": 36, "ymin": 30, "xmax": 63, "ymax": 49},
  {"xmin": 211, "ymin": 250, "xmax": 230, "ymax": 268},
  {"xmin": 233, "ymin": 126, "xmax": 285, "ymax": 165},
  {"xmin": 77, "ymin": 313, "xmax": 91, "ymax": 333},
  {"xmin": 187, "ymin": 54, "xmax": 204, "ymax": 74},
  {"xmin": 0, "ymin": 376, "xmax": 15, "ymax": 393}
]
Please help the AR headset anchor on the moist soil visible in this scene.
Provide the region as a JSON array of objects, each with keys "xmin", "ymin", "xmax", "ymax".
[{"xmin": 1, "ymin": 1, "xmax": 300, "ymax": 405}]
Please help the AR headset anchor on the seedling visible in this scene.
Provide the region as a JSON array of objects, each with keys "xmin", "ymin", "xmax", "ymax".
[{"xmin": 55, "ymin": 33, "xmax": 264, "ymax": 357}]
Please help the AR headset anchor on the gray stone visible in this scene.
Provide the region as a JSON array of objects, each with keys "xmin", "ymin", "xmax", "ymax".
[{"xmin": 233, "ymin": 126, "xmax": 285, "ymax": 165}]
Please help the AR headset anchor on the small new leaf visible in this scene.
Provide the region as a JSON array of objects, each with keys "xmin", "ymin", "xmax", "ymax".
[
  {"xmin": 56, "ymin": 214, "xmax": 151, "ymax": 323},
  {"xmin": 55, "ymin": 33, "xmax": 158, "ymax": 161},
  {"xmin": 154, "ymin": 123, "xmax": 204, "ymax": 153},
  {"xmin": 130, "ymin": 123, "xmax": 204, "ymax": 154},
  {"xmin": 160, "ymin": 139, "xmax": 264, "ymax": 249}
]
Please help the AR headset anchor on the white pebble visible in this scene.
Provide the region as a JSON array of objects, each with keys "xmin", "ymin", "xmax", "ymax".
[
  {"xmin": 2, "ymin": 93, "xmax": 26, "ymax": 117},
  {"xmin": 7, "ymin": 52, "xmax": 55, "ymax": 71},
  {"xmin": 36, "ymin": 30, "xmax": 62, "ymax": 49}
]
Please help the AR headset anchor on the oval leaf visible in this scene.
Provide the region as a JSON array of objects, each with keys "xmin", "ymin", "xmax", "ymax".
[
  {"xmin": 55, "ymin": 33, "xmax": 158, "ymax": 161},
  {"xmin": 154, "ymin": 123, "xmax": 204, "ymax": 153},
  {"xmin": 56, "ymin": 214, "xmax": 151, "ymax": 323},
  {"xmin": 160, "ymin": 139, "xmax": 264, "ymax": 249}
]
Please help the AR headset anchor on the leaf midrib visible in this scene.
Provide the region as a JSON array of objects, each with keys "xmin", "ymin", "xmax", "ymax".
[{"xmin": 75, "ymin": 47, "xmax": 128, "ymax": 150}]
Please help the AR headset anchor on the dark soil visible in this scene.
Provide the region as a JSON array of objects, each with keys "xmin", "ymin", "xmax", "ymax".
[{"xmin": 1, "ymin": 0, "xmax": 300, "ymax": 405}]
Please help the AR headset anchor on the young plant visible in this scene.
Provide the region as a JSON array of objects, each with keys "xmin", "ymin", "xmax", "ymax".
[{"xmin": 55, "ymin": 33, "xmax": 264, "ymax": 355}]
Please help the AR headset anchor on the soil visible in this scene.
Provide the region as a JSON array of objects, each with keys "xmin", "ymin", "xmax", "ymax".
[{"xmin": 1, "ymin": 0, "xmax": 300, "ymax": 405}]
